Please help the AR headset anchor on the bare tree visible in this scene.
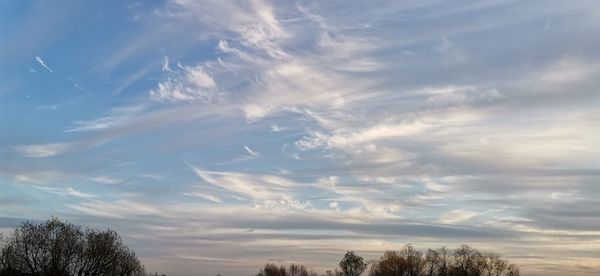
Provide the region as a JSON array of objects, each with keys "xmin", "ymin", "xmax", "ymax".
[
  {"xmin": 400, "ymin": 244, "xmax": 424, "ymax": 276},
  {"xmin": 482, "ymin": 252, "xmax": 508, "ymax": 276},
  {"xmin": 0, "ymin": 217, "xmax": 145, "ymax": 276},
  {"xmin": 0, "ymin": 218, "xmax": 84, "ymax": 275},
  {"xmin": 369, "ymin": 250, "xmax": 406, "ymax": 276},
  {"xmin": 425, "ymin": 249, "xmax": 441, "ymax": 276},
  {"xmin": 289, "ymin": 263, "xmax": 310, "ymax": 276},
  {"xmin": 450, "ymin": 245, "xmax": 486, "ymax": 276},
  {"xmin": 506, "ymin": 264, "xmax": 520, "ymax": 276},
  {"xmin": 437, "ymin": 247, "xmax": 451, "ymax": 276},
  {"xmin": 256, "ymin": 263, "xmax": 288, "ymax": 276},
  {"xmin": 339, "ymin": 251, "xmax": 367, "ymax": 276}
]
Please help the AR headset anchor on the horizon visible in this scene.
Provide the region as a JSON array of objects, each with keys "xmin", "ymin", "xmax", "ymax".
[{"xmin": 1, "ymin": 0, "xmax": 599, "ymax": 275}]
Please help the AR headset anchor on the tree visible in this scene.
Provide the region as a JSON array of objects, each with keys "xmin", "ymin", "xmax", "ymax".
[
  {"xmin": 289, "ymin": 264, "xmax": 309, "ymax": 276},
  {"xmin": 425, "ymin": 249, "xmax": 441, "ymax": 276},
  {"xmin": 482, "ymin": 252, "xmax": 508, "ymax": 276},
  {"xmin": 369, "ymin": 250, "xmax": 406, "ymax": 276},
  {"xmin": 437, "ymin": 247, "xmax": 451, "ymax": 276},
  {"xmin": 506, "ymin": 264, "xmax": 519, "ymax": 276},
  {"xmin": 256, "ymin": 263, "xmax": 320, "ymax": 276},
  {"xmin": 450, "ymin": 245, "xmax": 485, "ymax": 276},
  {"xmin": 256, "ymin": 263, "xmax": 288, "ymax": 276},
  {"xmin": 400, "ymin": 244, "xmax": 424, "ymax": 276},
  {"xmin": 0, "ymin": 217, "xmax": 145, "ymax": 276},
  {"xmin": 256, "ymin": 245, "xmax": 519, "ymax": 276},
  {"xmin": 339, "ymin": 251, "xmax": 367, "ymax": 276}
]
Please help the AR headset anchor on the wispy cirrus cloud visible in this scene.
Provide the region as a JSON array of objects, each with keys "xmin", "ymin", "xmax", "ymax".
[
  {"xmin": 33, "ymin": 186, "xmax": 95, "ymax": 198},
  {"xmin": 190, "ymin": 166, "xmax": 298, "ymax": 201},
  {"xmin": 14, "ymin": 143, "xmax": 71, "ymax": 158},
  {"xmin": 35, "ymin": 56, "xmax": 53, "ymax": 72},
  {"xmin": 150, "ymin": 64, "xmax": 219, "ymax": 102},
  {"xmin": 89, "ymin": 176, "xmax": 125, "ymax": 185}
]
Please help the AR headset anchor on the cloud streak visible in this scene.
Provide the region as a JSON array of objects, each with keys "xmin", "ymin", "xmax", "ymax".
[{"xmin": 35, "ymin": 56, "xmax": 53, "ymax": 72}]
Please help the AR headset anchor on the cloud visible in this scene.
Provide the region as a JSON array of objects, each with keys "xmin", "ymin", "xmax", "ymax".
[
  {"xmin": 14, "ymin": 143, "xmax": 71, "ymax": 157},
  {"xmin": 90, "ymin": 176, "xmax": 124, "ymax": 185},
  {"xmin": 9, "ymin": 170, "xmax": 70, "ymax": 184},
  {"xmin": 162, "ymin": 56, "xmax": 173, "ymax": 72},
  {"xmin": 190, "ymin": 166, "xmax": 297, "ymax": 201},
  {"xmin": 150, "ymin": 64, "xmax": 219, "ymax": 102},
  {"xmin": 538, "ymin": 57, "xmax": 600, "ymax": 86},
  {"xmin": 243, "ymin": 145, "xmax": 258, "ymax": 157},
  {"xmin": 65, "ymin": 105, "xmax": 144, "ymax": 132},
  {"xmin": 269, "ymin": 124, "xmax": 285, "ymax": 132},
  {"xmin": 68, "ymin": 199, "xmax": 163, "ymax": 218},
  {"xmin": 439, "ymin": 210, "xmax": 478, "ymax": 224},
  {"xmin": 33, "ymin": 186, "xmax": 95, "ymax": 198},
  {"xmin": 183, "ymin": 192, "xmax": 222, "ymax": 203},
  {"xmin": 35, "ymin": 56, "xmax": 53, "ymax": 72}
]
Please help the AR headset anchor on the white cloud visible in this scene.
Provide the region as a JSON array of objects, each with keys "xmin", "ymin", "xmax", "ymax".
[
  {"xmin": 269, "ymin": 124, "xmax": 284, "ymax": 132},
  {"xmin": 150, "ymin": 64, "xmax": 219, "ymax": 102},
  {"xmin": 317, "ymin": 175, "xmax": 338, "ymax": 187},
  {"xmin": 244, "ymin": 145, "xmax": 258, "ymax": 157},
  {"xmin": 69, "ymin": 199, "xmax": 163, "ymax": 218},
  {"xmin": 183, "ymin": 192, "xmax": 222, "ymax": 203},
  {"xmin": 12, "ymin": 170, "xmax": 69, "ymax": 184},
  {"xmin": 65, "ymin": 105, "xmax": 144, "ymax": 132},
  {"xmin": 90, "ymin": 177, "xmax": 124, "ymax": 185},
  {"xmin": 35, "ymin": 56, "xmax": 53, "ymax": 72},
  {"xmin": 327, "ymin": 120, "xmax": 429, "ymax": 148},
  {"xmin": 422, "ymin": 178, "xmax": 450, "ymax": 193},
  {"xmin": 439, "ymin": 209, "xmax": 478, "ymax": 224},
  {"xmin": 162, "ymin": 56, "xmax": 173, "ymax": 72},
  {"xmin": 14, "ymin": 143, "xmax": 71, "ymax": 157},
  {"xmin": 33, "ymin": 186, "xmax": 95, "ymax": 198},
  {"xmin": 538, "ymin": 57, "xmax": 600, "ymax": 86},
  {"xmin": 190, "ymin": 166, "xmax": 297, "ymax": 200}
]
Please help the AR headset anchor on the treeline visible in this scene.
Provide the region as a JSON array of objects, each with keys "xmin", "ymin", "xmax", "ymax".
[
  {"xmin": 1, "ymin": 218, "xmax": 520, "ymax": 276},
  {"xmin": 0, "ymin": 218, "xmax": 145, "ymax": 276},
  {"xmin": 257, "ymin": 245, "xmax": 519, "ymax": 276}
]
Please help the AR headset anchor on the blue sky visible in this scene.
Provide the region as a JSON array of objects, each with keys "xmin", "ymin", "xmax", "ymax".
[{"xmin": 1, "ymin": 0, "xmax": 600, "ymax": 275}]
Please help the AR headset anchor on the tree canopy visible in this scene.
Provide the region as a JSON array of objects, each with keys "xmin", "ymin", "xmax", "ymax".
[
  {"xmin": 0, "ymin": 217, "xmax": 145, "ymax": 276},
  {"xmin": 257, "ymin": 245, "xmax": 519, "ymax": 276}
]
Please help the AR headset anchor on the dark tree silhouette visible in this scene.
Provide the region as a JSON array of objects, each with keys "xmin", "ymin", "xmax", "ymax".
[
  {"xmin": 0, "ymin": 217, "xmax": 145, "ymax": 276},
  {"xmin": 254, "ymin": 245, "xmax": 519, "ymax": 276},
  {"xmin": 401, "ymin": 244, "xmax": 424, "ymax": 276},
  {"xmin": 436, "ymin": 247, "xmax": 451, "ymax": 276},
  {"xmin": 425, "ymin": 249, "xmax": 441, "ymax": 276},
  {"xmin": 369, "ymin": 250, "xmax": 407, "ymax": 276},
  {"xmin": 450, "ymin": 245, "xmax": 485, "ymax": 276},
  {"xmin": 368, "ymin": 244, "xmax": 519, "ymax": 276},
  {"xmin": 339, "ymin": 251, "xmax": 367, "ymax": 276},
  {"xmin": 256, "ymin": 263, "xmax": 318, "ymax": 276}
]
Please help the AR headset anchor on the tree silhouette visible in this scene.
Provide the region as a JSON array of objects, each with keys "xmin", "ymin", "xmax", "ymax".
[
  {"xmin": 425, "ymin": 249, "xmax": 441, "ymax": 276},
  {"xmin": 367, "ymin": 244, "xmax": 518, "ymax": 276},
  {"xmin": 339, "ymin": 251, "xmax": 367, "ymax": 276},
  {"xmin": 369, "ymin": 250, "xmax": 407, "ymax": 276},
  {"xmin": 256, "ymin": 263, "xmax": 318, "ymax": 276},
  {"xmin": 0, "ymin": 217, "xmax": 145, "ymax": 276}
]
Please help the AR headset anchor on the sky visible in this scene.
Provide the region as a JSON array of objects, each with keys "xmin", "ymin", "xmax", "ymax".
[{"xmin": 1, "ymin": 0, "xmax": 599, "ymax": 275}]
